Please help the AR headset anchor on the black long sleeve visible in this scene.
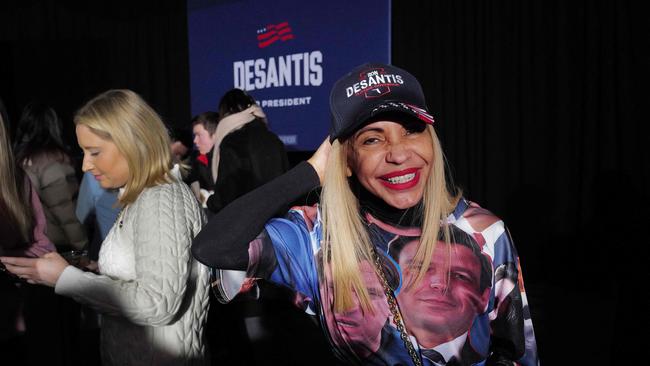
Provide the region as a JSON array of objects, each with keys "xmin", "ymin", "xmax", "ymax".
[{"xmin": 191, "ymin": 161, "xmax": 320, "ymax": 270}]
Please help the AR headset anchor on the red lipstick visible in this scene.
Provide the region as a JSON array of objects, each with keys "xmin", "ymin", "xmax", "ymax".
[{"xmin": 378, "ymin": 168, "xmax": 420, "ymax": 190}]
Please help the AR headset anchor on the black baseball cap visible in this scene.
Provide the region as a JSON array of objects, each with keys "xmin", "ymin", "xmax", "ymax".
[{"xmin": 329, "ymin": 62, "xmax": 435, "ymax": 142}]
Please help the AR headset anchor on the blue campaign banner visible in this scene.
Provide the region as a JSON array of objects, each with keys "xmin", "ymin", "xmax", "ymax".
[{"xmin": 187, "ymin": 0, "xmax": 391, "ymax": 151}]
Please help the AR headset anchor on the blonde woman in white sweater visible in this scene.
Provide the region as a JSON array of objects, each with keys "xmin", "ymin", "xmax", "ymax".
[{"xmin": 1, "ymin": 89, "xmax": 211, "ymax": 366}]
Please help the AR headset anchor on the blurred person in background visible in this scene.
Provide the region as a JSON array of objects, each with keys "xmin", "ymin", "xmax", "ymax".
[
  {"xmin": 205, "ymin": 88, "xmax": 289, "ymax": 214},
  {"xmin": 186, "ymin": 111, "xmax": 219, "ymax": 208},
  {"xmin": 14, "ymin": 102, "xmax": 88, "ymax": 252},
  {"xmin": 1, "ymin": 96, "xmax": 58, "ymax": 365}
]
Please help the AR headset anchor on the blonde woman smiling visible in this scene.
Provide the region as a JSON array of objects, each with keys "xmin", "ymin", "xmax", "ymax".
[
  {"xmin": 192, "ymin": 64, "xmax": 538, "ymax": 365},
  {"xmin": 2, "ymin": 90, "xmax": 210, "ymax": 366}
]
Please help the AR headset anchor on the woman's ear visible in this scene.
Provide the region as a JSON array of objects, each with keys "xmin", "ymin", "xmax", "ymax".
[{"xmin": 345, "ymin": 144, "xmax": 354, "ymax": 178}]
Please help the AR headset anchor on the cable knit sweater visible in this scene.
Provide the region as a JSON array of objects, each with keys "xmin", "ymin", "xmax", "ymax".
[{"xmin": 55, "ymin": 175, "xmax": 210, "ymax": 366}]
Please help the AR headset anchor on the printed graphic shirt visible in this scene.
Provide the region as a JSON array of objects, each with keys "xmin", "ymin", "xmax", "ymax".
[{"xmin": 214, "ymin": 197, "xmax": 538, "ymax": 366}]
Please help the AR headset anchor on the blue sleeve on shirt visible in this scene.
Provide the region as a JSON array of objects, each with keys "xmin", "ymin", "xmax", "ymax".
[
  {"xmin": 75, "ymin": 172, "xmax": 96, "ymax": 224},
  {"xmin": 263, "ymin": 210, "xmax": 322, "ymax": 306}
]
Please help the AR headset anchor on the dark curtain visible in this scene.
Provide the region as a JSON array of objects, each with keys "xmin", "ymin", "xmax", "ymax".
[
  {"xmin": 0, "ymin": 0, "xmax": 190, "ymax": 152},
  {"xmin": 393, "ymin": 1, "xmax": 649, "ymax": 365}
]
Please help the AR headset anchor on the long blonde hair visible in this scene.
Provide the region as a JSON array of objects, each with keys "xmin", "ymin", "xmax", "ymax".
[
  {"xmin": 74, "ymin": 89, "xmax": 172, "ymax": 205},
  {"xmin": 0, "ymin": 108, "xmax": 33, "ymax": 243},
  {"xmin": 320, "ymin": 125, "xmax": 460, "ymax": 312}
]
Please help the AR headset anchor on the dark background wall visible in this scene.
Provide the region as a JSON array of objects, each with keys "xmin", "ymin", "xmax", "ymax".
[
  {"xmin": 1, "ymin": 1, "xmax": 648, "ymax": 364},
  {"xmin": 0, "ymin": 0, "xmax": 190, "ymax": 153},
  {"xmin": 393, "ymin": 2, "xmax": 649, "ymax": 364}
]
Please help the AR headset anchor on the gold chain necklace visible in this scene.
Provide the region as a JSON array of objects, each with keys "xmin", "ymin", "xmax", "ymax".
[{"xmin": 372, "ymin": 247, "xmax": 423, "ymax": 366}]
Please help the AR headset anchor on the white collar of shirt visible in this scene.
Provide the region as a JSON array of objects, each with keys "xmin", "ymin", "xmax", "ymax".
[{"xmin": 415, "ymin": 331, "xmax": 468, "ymax": 363}]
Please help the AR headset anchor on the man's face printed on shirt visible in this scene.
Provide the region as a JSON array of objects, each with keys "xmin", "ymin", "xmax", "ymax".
[
  {"xmin": 396, "ymin": 240, "xmax": 491, "ymax": 349},
  {"xmin": 321, "ymin": 260, "xmax": 390, "ymax": 357}
]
